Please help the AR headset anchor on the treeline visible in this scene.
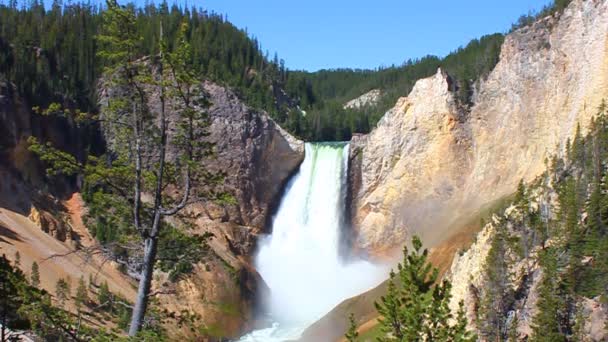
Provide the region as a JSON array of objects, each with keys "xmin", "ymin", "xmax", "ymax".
[
  {"xmin": 284, "ymin": 0, "xmax": 573, "ymax": 141},
  {"xmin": 0, "ymin": 0, "xmax": 574, "ymax": 143},
  {"xmin": 0, "ymin": 0, "xmax": 284, "ymax": 117},
  {"xmin": 283, "ymin": 33, "xmax": 504, "ymax": 141},
  {"xmin": 511, "ymin": 0, "xmax": 572, "ymax": 31},
  {"xmin": 475, "ymin": 101, "xmax": 608, "ymax": 341}
]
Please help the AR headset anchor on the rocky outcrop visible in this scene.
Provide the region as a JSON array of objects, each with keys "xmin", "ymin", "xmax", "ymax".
[
  {"xmin": 581, "ymin": 297, "xmax": 608, "ymax": 341},
  {"xmin": 1, "ymin": 67, "xmax": 303, "ymax": 338},
  {"xmin": 99, "ymin": 75, "xmax": 304, "ymax": 238},
  {"xmin": 27, "ymin": 206, "xmax": 72, "ymax": 243},
  {"xmin": 0, "ymin": 79, "xmax": 102, "ymax": 242},
  {"xmin": 448, "ymin": 195, "xmax": 608, "ymax": 341},
  {"xmin": 99, "ymin": 75, "xmax": 304, "ymax": 338},
  {"xmin": 352, "ymin": 0, "xmax": 608, "ymax": 255},
  {"xmin": 1, "ymin": 83, "xmax": 69, "ymax": 212},
  {"xmin": 162, "ymin": 81, "xmax": 303, "ymax": 337},
  {"xmin": 344, "ymin": 89, "xmax": 382, "ymax": 109},
  {"xmin": 200, "ymin": 81, "xmax": 304, "ymax": 232},
  {"xmin": 447, "ymin": 221, "xmax": 494, "ymax": 329},
  {"xmin": 351, "ymin": 69, "xmax": 469, "ymax": 254}
]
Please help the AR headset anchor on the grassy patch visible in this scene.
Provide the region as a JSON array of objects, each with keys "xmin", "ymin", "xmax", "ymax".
[
  {"xmin": 198, "ymin": 323, "xmax": 227, "ymax": 338},
  {"xmin": 358, "ymin": 323, "xmax": 383, "ymax": 341}
]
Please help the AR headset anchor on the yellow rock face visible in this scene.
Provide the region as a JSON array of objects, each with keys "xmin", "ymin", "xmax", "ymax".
[{"xmin": 353, "ymin": 0, "xmax": 608, "ymax": 255}]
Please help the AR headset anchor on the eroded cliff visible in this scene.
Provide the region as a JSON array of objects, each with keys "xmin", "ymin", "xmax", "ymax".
[
  {"xmin": 352, "ymin": 0, "xmax": 608, "ymax": 255},
  {"xmin": 148, "ymin": 80, "xmax": 304, "ymax": 338},
  {"xmin": 0, "ymin": 74, "xmax": 304, "ymax": 338}
]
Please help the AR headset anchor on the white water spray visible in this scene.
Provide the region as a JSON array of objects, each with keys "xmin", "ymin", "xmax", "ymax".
[{"xmin": 239, "ymin": 143, "xmax": 387, "ymax": 341}]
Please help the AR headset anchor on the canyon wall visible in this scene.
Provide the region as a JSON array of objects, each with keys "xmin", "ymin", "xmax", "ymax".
[
  {"xmin": 144, "ymin": 80, "xmax": 304, "ymax": 338},
  {"xmin": 0, "ymin": 74, "xmax": 304, "ymax": 338},
  {"xmin": 351, "ymin": 0, "xmax": 608, "ymax": 255}
]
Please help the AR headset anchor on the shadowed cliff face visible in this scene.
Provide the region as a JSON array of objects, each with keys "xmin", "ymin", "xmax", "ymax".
[
  {"xmin": 352, "ymin": 0, "xmax": 608, "ymax": 256},
  {"xmin": 0, "ymin": 81, "xmax": 103, "ymax": 215}
]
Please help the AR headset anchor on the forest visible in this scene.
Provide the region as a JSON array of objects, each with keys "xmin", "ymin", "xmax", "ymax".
[
  {"xmin": 471, "ymin": 102, "xmax": 608, "ymax": 341},
  {"xmin": 0, "ymin": 0, "xmax": 571, "ymax": 142}
]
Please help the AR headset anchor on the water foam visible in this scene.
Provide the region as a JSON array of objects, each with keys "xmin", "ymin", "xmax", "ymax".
[{"xmin": 239, "ymin": 143, "xmax": 387, "ymax": 341}]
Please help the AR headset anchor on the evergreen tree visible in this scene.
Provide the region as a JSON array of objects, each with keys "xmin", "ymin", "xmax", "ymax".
[
  {"xmin": 479, "ymin": 220, "xmax": 514, "ymax": 341},
  {"xmin": 26, "ymin": 1, "xmax": 219, "ymax": 335},
  {"xmin": 55, "ymin": 278, "xmax": 71, "ymax": 308},
  {"xmin": 345, "ymin": 313, "xmax": 359, "ymax": 342},
  {"xmin": 453, "ymin": 301, "xmax": 477, "ymax": 342},
  {"xmin": 375, "ymin": 271, "xmax": 405, "ymax": 341},
  {"xmin": 75, "ymin": 275, "xmax": 88, "ymax": 334},
  {"xmin": 507, "ymin": 313, "xmax": 520, "ymax": 342},
  {"xmin": 30, "ymin": 261, "xmax": 40, "ymax": 288},
  {"xmin": 75, "ymin": 276, "xmax": 89, "ymax": 313},
  {"xmin": 0, "ymin": 255, "xmax": 23, "ymax": 341},
  {"xmin": 96, "ymin": 3, "xmax": 217, "ymax": 335},
  {"xmin": 374, "ymin": 236, "xmax": 474, "ymax": 341},
  {"xmin": 571, "ymin": 303, "xmax": 587, "ymax": 342},
  {"xmin": 14, "ymin": 251, "xmax": 21, "ymax": 269},
  {"xmin": 98, "ymin": 281, "xmax": 112, "ymax": 311},
  {"xmin": 530, "ymin": 249, "xmax": 567, "ymax": 342}
]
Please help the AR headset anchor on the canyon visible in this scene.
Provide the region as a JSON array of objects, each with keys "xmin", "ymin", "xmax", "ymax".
[
  {"xmin": 307, "ymin": 0, "xmax": 608, "ymax": 339},
  {"xmin": 1, "ymin": 0, "xmax": 608, "ymax": 340}
]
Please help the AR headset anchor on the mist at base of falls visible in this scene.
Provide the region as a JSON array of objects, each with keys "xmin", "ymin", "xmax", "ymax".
[{"xmin": 239, "ymin": 143, "xmax": 387, "ymax": 341}]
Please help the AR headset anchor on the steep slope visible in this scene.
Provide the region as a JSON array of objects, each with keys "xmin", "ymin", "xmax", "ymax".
[
  {"xmin": 449, "ymin": 173, "xmax": 608, "ymax": 340},
  {"xmin": 351, "ymin": 0, "xmax": 608, "ymax": 255},
  {"xmin": 138, "ymin": 80, "xmax": 304, "ymax": 338},
  {"xmin": 0, "ymin": 75, "xmax": 304, "ymax": 338},
  {"xmin": 302, "ymin": 1, "xmax": 608, "ymax": 340}
]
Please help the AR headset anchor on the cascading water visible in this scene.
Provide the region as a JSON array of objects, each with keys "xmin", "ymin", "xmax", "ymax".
[{"xmin": 239, "ymin": 142, "xmax": 387, "ymax": 341}]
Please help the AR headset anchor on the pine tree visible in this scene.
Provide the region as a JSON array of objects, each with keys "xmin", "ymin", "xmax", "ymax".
[
  {"xmin": 374, "ymin": 236, "xmax": 474, "ymax": 341},
  {"xmin": 96, "ymin": 4, "xmax": 215, "ymax": 335},
  {"xmin": 453, "ymin": 301, "xmax": 477, "ymax": 342},
  {"xmin": 426, "ymin": 279, "xmax": 454, "ymax": 340},
  {"xmin": 25, "ymin": 0, "xmax": 215, "ymax": 335},
  {"xmin": 375, "ymin": 271, "xmax": 404, "ymax": 341},
  {"xmin": 507, "ymin": 312, "xmax": 520, "ymax": 342},
  {"xmin": 75, "ymin": 275, "xmax": 89, "ymax": 335},
  {"xmin": 55, "ymin": 278, "xmax": 71, "ymax": 308},
  {"xmin": 571, "ymin": 303, "xmax": 587, "ymax": 342},
  {"xmin": 530, "ymin": 249, "xmax": 567, "ymax": 342},
  {"xmin": 345, "ymin": 313, "xmax": 359, "ymax": 342},
  {"xmin": 479, "ymin": 220, "xmax": 514, "ymax": 341},
  {"xmin": 572, "ymin": 123, "xmax": 585, "ymax": 165},
  {"xmin": 14, "ymin": 251, "xmax": 21, "ymax": 269},
  {"xmin": 515, "ymin": 179, "xmax": 527, "ymax": 207},
  {"xmin": 98, "ymin": 281, "xmax": 112, "ymax": 311},
  {"xmin": 0, "ymin": 255, "xmax": 23, "ymax": 341},
  {"xmin": 75, "ymin": 276, "xmax": 89, "ymax": 312},
  {"xmin": 30, "ymin": 261, "xmax": 40, "ymax": 288}
]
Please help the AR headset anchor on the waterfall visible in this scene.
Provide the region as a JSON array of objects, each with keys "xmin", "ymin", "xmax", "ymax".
[{"xmin": 239, "ymin": 143, "xmax": 386, "ymax": 341}]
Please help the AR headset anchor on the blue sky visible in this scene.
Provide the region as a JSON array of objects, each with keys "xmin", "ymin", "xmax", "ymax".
[
  {"xmin": 196, "ymin": 0, "xmax": 553, "ymax": 71},
  {"xmin": 45, "ymin": 0, "xmax": 554, "ymax": 71}
]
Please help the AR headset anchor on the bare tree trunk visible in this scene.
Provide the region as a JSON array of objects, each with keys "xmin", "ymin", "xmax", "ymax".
[{"xmin": 128, "ymin": 235, "xmax": 159, "ymax": 336}]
